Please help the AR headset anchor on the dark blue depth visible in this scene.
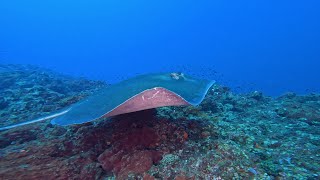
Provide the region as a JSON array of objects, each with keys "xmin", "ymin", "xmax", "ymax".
[{"xmin": 0, "ymin": 0, "xmax": 319, "ymax": 96}]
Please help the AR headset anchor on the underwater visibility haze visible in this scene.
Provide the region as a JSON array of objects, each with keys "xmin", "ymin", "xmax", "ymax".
[
  {"xmin": 0, "ymin": 0, "xmax": 320, "ymax": 179},
  {"xmin": 1, "ymin": 0, "xmax": 320, "ymax": 95}
]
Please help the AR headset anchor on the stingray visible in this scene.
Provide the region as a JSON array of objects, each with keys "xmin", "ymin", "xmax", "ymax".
[{"xmin": 0, "ymin": 72, "xmax": 214, "ymax": 130}]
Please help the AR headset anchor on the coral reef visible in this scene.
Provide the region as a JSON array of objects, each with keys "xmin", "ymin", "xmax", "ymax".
[
  {"xmin": 0, "ymin": 64, "xmax": 319, "ymax": 179},
  {"xmin": 0, "ymin": 64, "xmax": 106, "ymax": 127},
  {"xmin": 97, "ymin": 110, "xmax": 188, "ymax": 179}
]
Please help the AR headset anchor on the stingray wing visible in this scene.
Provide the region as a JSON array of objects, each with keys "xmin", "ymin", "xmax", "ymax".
[{"xmin": 51, "ymin": 73, "xmax": 214, "ymax": 126}]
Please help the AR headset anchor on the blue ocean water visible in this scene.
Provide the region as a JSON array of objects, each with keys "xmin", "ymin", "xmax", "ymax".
[
  {"xmin": 0, "ymin": 0, "xmax": 320, "ymax": 95},
  {"xmin": 1, "ymin": 1, "xmax": 320, "ymax": 179}
]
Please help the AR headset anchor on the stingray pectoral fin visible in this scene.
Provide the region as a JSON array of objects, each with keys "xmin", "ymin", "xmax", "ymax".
[
  {"xmin": 0, "ymin": 108, "xmax": 70, "ymax": 131},
  {"xmin": 104, "ymin": 87, "xmax": 190, "ymax": 117},
  {"xmin": 52, "ymin": 73, "xmax": 215, "ymax": 126}
]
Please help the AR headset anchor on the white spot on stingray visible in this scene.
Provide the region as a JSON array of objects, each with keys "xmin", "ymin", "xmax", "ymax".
[{"xmin": 147, "ymin": 90, "xmax": 160, "ymax": 99}]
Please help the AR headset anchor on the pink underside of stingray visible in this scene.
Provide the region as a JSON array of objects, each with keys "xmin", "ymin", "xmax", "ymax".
[{"xmin": 103, "ymin": 87, "xmax": 190, "ymax": 117}]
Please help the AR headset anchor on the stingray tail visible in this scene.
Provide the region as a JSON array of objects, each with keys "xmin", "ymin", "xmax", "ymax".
[{"xmin": 0, "ymin": 109, "xmax": 70, "ymax": 131}]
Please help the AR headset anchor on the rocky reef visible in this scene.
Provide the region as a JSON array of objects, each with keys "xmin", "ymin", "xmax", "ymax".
[
  {"xmin": 0, "ymin": 64, "xmax": 319, "ymax": 179},
  {"xmin": 0, "ymin": 64, "xmax": 106, "ymax": 128}
]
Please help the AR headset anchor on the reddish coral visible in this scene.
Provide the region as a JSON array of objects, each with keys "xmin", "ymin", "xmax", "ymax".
[
  {"xmin": 0, "ymin": 139, "xmax": 101, "ymax": 180},
  {"xmin": 143, "ymin": 173, "xmax": 156, "ymax": 180},
  {"xmin": 97, "ymin": 110, "xmax": 188, "ymax": 178},
  {"xmin": 0, "ymin": 110, "xmax": 189, "ymax": 179},
  {"xmin": 97, "ymin": 125, "xmax": 163, "ymax": 178}
]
